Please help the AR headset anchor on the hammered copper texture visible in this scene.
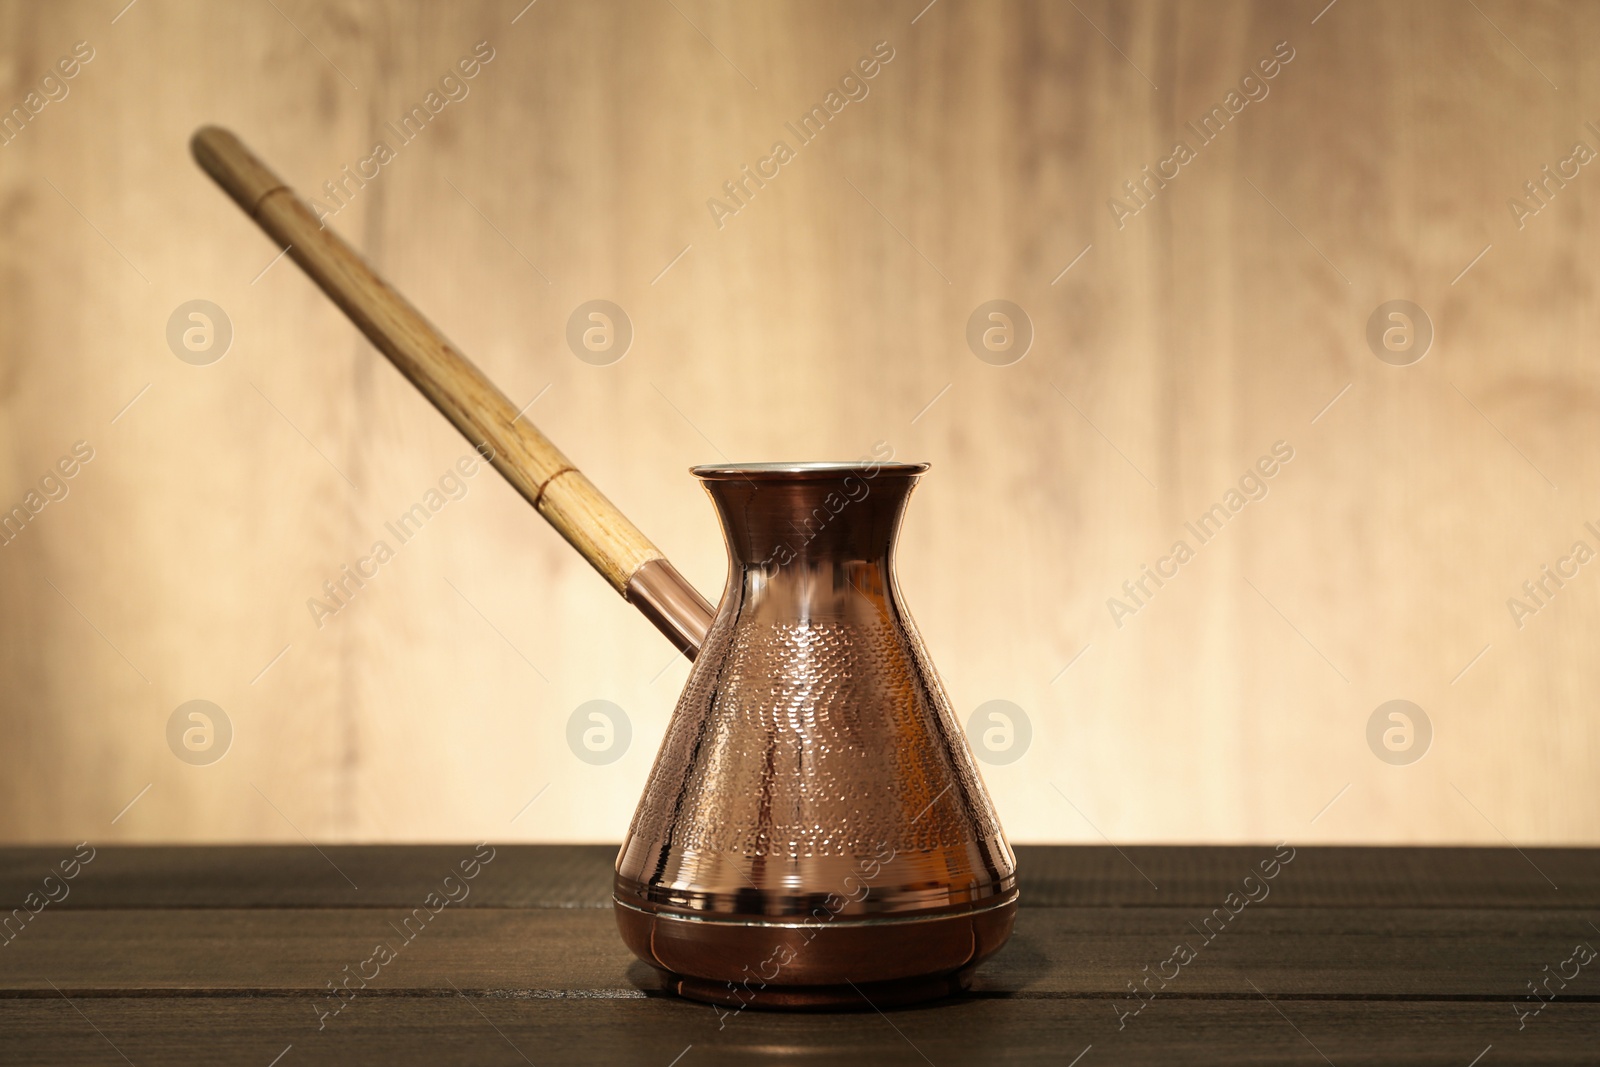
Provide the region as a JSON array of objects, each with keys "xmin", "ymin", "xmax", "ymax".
[{"xmin": 615, "ymin": 465, "xmax": 1016, "ymax": 923}]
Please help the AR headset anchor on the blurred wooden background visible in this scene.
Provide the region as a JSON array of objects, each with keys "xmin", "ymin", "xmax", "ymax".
[{"xmin": 0, "ymin": 0, "xmax": 1595, "ymax": 845}]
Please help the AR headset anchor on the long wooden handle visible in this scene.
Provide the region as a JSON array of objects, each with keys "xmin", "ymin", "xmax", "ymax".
[{"xmin": 191, "ymin": 126, "xmax": 712, "ymax": 657}]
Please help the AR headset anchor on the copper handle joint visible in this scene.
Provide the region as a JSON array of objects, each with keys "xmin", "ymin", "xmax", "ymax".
[{"xmin": 625, "ymin": 559, "xmax": 715, "ymax": 659}]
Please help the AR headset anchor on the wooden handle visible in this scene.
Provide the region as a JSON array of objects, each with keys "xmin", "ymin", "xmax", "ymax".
[{"xmin": 191, "ymin": 126, "xmax": 713, "ymax": 656}]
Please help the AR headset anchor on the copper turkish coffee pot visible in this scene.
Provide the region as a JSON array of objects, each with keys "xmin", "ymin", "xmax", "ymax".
[{"xmin": 193, "ymin": 128, "xmax": 1017, "ymax": 1009}]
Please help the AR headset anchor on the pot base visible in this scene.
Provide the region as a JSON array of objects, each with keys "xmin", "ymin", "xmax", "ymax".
[{"xmin": 615, "ymin": 896, "xmax": 1017, "ymax": 1011}]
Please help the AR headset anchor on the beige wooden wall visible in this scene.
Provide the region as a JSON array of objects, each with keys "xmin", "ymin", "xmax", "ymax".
[{"xmin": 1, "ymin": 0, "xmax": 1595, "ymax": 846}]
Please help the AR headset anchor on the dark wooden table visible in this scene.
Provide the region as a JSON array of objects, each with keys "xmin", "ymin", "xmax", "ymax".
[{"xmin": 1, "ymin": 845, "xmax": 1596, "ymax": 1064}]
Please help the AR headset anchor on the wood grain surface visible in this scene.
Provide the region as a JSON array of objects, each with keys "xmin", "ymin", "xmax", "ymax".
[
  {"xmin": 2, "ymin": 845, "xmax": 1597, "ymax": 1065},
  {"xmin": 1, "ymin": 0, "xmax": 1598, "ymax": 847}
]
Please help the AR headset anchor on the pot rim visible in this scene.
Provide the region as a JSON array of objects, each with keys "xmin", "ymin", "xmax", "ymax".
[{"xmin": 690, "ymin": 461, "xmax": 929, "ymax": 480}]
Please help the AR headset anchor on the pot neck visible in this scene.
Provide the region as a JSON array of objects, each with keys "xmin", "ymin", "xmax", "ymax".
[{"xmin": 698, "ymin": 466, "xmax": 923, "ymax": 573}]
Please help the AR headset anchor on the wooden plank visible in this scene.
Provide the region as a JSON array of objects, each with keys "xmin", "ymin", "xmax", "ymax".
[
  {"xmin": 3, "ymin": 845, "xmax": 1594, "ymax": 1061},
  {"xmin": 0, "ymin": 996, "xmax": 1591, "ymax": 1066},
  {"xmin": 1015, "ymin": 844, "xmax": 1591, "ymax": 909},
  {"xmin": 0, "ymin": 845, "xmax": 618, "ymax": 910},
  {"xmin": 3, "ymin": 906, "xmax": 1597, "ymax": 998},
  {"xmin": 2, "ymin": 846, "xmax": 1593, "ymax": 910}
]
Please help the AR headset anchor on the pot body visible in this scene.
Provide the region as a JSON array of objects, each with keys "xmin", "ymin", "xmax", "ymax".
[{"xmin": 615, "ymin": 461, "xmax": 1017, "ymax": 1009}]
